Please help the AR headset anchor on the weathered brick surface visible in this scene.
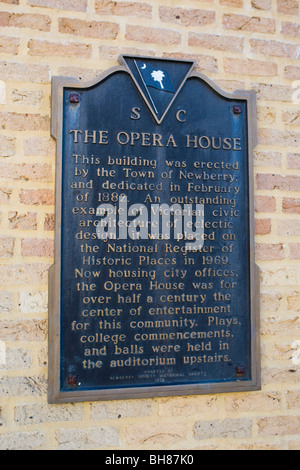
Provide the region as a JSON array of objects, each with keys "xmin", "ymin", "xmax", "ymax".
[
  {"xmin": 224, "ymin": 58, "xmax": 277, "ymax": 77},
  {"xmin": 189, "ymin": 33, "xmax": 244, "ymax": 53},
  {"xmin": 28, "ymin": 40, "xmax": 92, "ymax": 58},
  {"xmin": 159, "ymin": 6, "xmax": 215, "ymax": 27},
  {"xmin": 0, "ymin": 12, "xmax": 51, "ymax": 31},
  {"xmin": 8, "ymin": 211, "xmax": 37, "ymax": 230},
  {"xmin": 126, "ymin": 25, "xmax": 181, "ymax": 45},
  {"xmin": 27, "ymin": 0, "xmax": 87, "ymax": 11},
  {"xmin": 223, "ymin": 14, "xmax": 276, "ymax": 33},
  {"xmin": 0, "ymin": 0, "xmax": 298, "ymax": 452},
  {"xmin": 95, "ymin": 0, "xmax": 152, "ymax": 18},
  {"xmin": 21, "ymin": 238, "xmax": 54, "ymax": 257},
  {"xmin": 58, "ymin": 17, "xmax": 119, "ymax": 39},
  {"xmin": 20, "ymin": 189, "xmax": 54, "ymax": 205}
]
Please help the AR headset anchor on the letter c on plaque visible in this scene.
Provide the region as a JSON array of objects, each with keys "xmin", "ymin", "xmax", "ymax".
[{"xmin": 176, "ymin": 109, "xmax": 187, "ymax": 123}]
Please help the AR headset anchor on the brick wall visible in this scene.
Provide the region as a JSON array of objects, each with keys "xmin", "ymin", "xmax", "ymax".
[{"xmin": 0, "ymin": 0, "xmax": 299, "ymax": 450}]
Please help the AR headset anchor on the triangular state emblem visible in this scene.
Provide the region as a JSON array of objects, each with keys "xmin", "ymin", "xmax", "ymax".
[{"xmin": 120, "ymin": 55, "xmax": 195, "ymax": 124}]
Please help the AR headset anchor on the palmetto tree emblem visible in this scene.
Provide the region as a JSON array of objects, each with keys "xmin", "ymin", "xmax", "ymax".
[{"xmin": 151, "ymin": 70, "xmax": 165, "ymax": 89}]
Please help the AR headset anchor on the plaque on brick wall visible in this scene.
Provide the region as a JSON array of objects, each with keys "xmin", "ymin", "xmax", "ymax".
[{"xmin": 48, "ymin": 56, "xmax": 260, "ymax": 403}]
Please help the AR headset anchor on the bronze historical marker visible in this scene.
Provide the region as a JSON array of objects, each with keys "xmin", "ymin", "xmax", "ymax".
[{"xmin": 48, "ymin": 56, "xmax": 260, "ymax": 403}]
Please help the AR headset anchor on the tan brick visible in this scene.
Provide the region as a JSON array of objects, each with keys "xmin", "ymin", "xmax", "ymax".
[
  {"xmin": 8, "ymin": 211, "xmax": 37, "ymax": 230},
  {"xmin": 216, "ymin": 79, "xmax": 245, "ymax": 93},
  {"xmin": 220, "ymin": 0, "xmax": 243, "ymax": 6},
  {"xmin": 0, "ymin": 135, "xmax": 15, "ymax": 157},
  {"xmin": 277, "ymin": 0, "xmax": 299, "ymax": 15},
  {"xmin": 158, "ymin": 396, "xmax": 219, "ymax": 417},
  {"xmin": 20, "ymin": 189, "xmax": 54, "ymax": 205},
  {"xmin": 0, "ymin": 319, "xmax": 47, "ymax": 341},
  {"xmin": 281, "ymin": 21, "xmax": 300, "ymax": 37},
  {"xmin": 255, "ymin": 196, "xmax": 276, "ymax": 212},
  {"xmin": 21, "ymin": 238, "xmax": 54, "ymax": 257},
  {"xmin": 223, "ymin": 14, "xmax": 276, "ymax": 33},
  {"xmin": 159, "ymin": 6, "xmax": 215, "ymax": 27},
  {"xmin": 0, "ymin": 264, "xmax": 49, "ymax": 285},
  {"xmin": 287, "ymin": 153, "xmax": 300, "ymax": 169},
  {"xmin": 124, "ymin": 422, "xmax": 186, "ymax": 446},
  {"xmin": 285, "ymin": 66, "xmax": 300, "ymax": 79},
  {"xmin": 0, "ymin": 188, "xmax": 12, "ymax": 203},
  {"xmin": 277, "ymin": 219, "xmax": 300, "ymax": 236},
  {"xmin": 91, "ymin": 399, "xmax": 153, "ymax": 420},
  {"xmin": 57, "ymin": 66, "xmax": 102, "ymax": 82},
  {"xmin": 283, "ymin": 197, "xmax": 300, "ymax": 214},
  {"xmin": 0, "ymin": 61, "xmax": 50, "ymax": 83},
  {"xmin": 126, "ymin": 25, "xmax": 181, "ymax": 45},
  {"xmin": 258, "ymin": 416, "xmax": 300, "ymax": 436},
  {"xmin": 194, "ymin": 418, "xmax": 252, "ymax": 440},
  {"xmin": 2, "ymin": 347, "xmax": 32, "ymax": 370},
  {"xmin": 255, "ymin": 243, "xmax": 284, "ymax": 260},
  {"xmin": 99, "ymin": 45, "xmax": 155, "ymax": 61},
  {"xmin": 265, "ymin": 340, "xmax": 296, "ymax": 362},
  {"xmin": 282, "ymin": 110, "xmax": 300, "ymax": 126},
  {"xmin": 263, "ymin": 367, "xmax": 300, "ymax": 386},
  {"xmin": 258, "ymin": 106, "xmax": 276, "ymax": 124},
  {"xmin": 58, "ymin": 17, "xmax": 119, "ymax": 39},
  {"xmin": 164, "ymin": 52, "xmax": 217, "ymax": 73},
  {"xmin": 0, "ymin": 163, "xmax": 52, "ymax": 182},
  {"xmin": 286, "ymin": 391, "xmax": 300, "ymax": 409},
  {"xmin": 0, "ymin": 36, "xmax": 20, "ymax": 55},
  {"xmin": 261, "ymin": 315, "xmax": 300, "ymax": 334},
  {"xmin": 261, "ymin": 293, "xmax": 282, "ymax": 312},
  {"xmin": 0, "ymin": 237, "xmax": 15, "ymax": 258},
  {"xmin": 0, "ymin": 112, "xmax": 49, "ymax": 131},
  {"xmin": 11, "ymin": 89, "xmax": 43, "ymax": 107},
  {"xmin": 27, "ymin": 0, "xmax": 87, "ymax": 11},
  {"xmin": 95, "ymin": 0, "xmax": 152, "ymax": 18},
  {"xmin": 44, "ymin": 213, "xmax": 54, "ymax": 231},
  {"xmin": 28, "ymin": 40, "xmax": 92, "ymax": 58},
  {"xmin": 255, "ymin": 218, "xmax": 271, "ymax": 235},
  {"xmin": 254, "ymin": 150, "xmax": 282, "ymax": 168},
  {"xmin": 0, "ymin": 375, "xmax": 47, "ymax": 398},
  {"xmin": 259, "ymin": 129, "xmax": 300, "ymax": 147},
  {"xmin": 250, "ymin": 38, "xmax": 299, "ymax": 59},
  {"xmin": 251, "ymin": 83, "xmax": 292, "ymax": 101},
  {"xmin": 18, "ymin": 291, "xmax": 47, "ymax": 313},
  {"xmin": 225, "ymin": 392, "xmax": 281, "ymax": 412},
  {"xmin": 289, "ymin": 243, "xmax": 300, "ymax": 258},
  {"xmin": 188, "ymin": 32, "xmax": 244, "ymax": 53},
  {"xmin": 287, "ymin": 293, "xmax": 300, "ymax": 311},
  {"xmin": 24, "ymin": 137, "xmax": 55, "ymax": 156},
  {"xmin": 0, "ymin": 291, "xmax": 13, "ymax": 314},
  {"xmin": 224, "ymin": 58, "xmax": 277, "ymax": 77},
  {"xmin": 251, "ymin": 0, "xmax": 272, "ymax": 10},
  {"xmin": 15, "ymin": 403, "xmax": 83, "ymax": 425},
  {"xmin": 0, "ymin": 431, "xmax": 45, "ymax": 450},
  {"xmin": 56, "ymin": 427, "xmax": 119, "ymax": 450},
  {"xmin": 0, "ymin": 12, "xmax": 51, "ymax": 32},
  {"xmin": 256, "ymin": 173, "xmax": 300, "ymax": 191}
]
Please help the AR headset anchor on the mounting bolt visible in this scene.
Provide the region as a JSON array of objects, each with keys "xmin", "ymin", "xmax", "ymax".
[
  {"xmin": 69, "ymin": 93, "xmax": 80, "ymax": 104},
  {"xmin": 236, "ymin": 366, "xmax": 246, "ymax": 376},
  {"xmin": 233, "ymin": 105, "xmax": 242, "ymax": 114},
  {"xmin": 67, "ymin": 374, "xmax": 77, "ymax": 386}
]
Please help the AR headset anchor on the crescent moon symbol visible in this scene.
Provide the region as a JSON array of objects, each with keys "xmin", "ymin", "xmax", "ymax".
[{"xmin": 141, "ymin": 64, "xmax": 146, "ymax": 69}]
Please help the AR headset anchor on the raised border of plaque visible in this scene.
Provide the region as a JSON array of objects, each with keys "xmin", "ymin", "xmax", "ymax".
[{"xmin": 48, "ymin": 56, "xmax": 260, "ymax": 404}]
